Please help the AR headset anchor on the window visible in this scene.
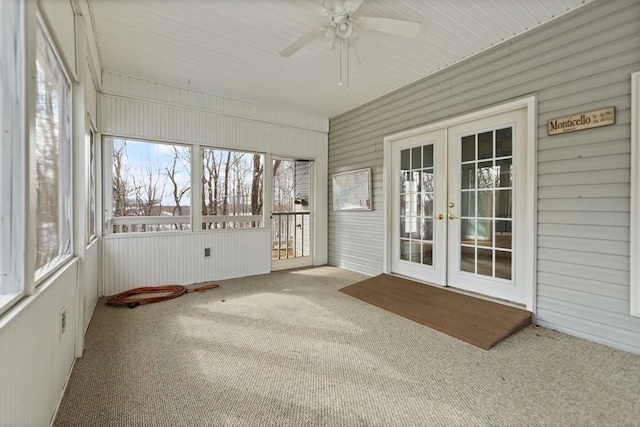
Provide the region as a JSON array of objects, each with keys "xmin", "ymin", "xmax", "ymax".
[
  {"xmin": 34, "ymin": 19, "xmax": 72, "ymax": 280},
  {"xmin": 88, "ymin": 128, "xmax": 96, "ymax": 241},
  {"xmin": 0, "ymin": 0, "xmax": 25, "ymax": 313},
  {"xmin": 201, "ymin": 148, "xmax": 264, "ymax": 229},
  {"xmin": 106, "ymin": 138, "xmax": 192, "ymax": 233},
  {"xmin": 104, "ymin": 140, "xmax": 265, "ymax": 233}
]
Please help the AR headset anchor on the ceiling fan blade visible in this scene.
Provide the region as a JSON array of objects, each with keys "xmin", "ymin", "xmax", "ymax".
[
  {"xmin": 356, "ymin": 16, "xmax": 420, "ymax": 38},
  {"xmin": 322, "ymin": 0, "xmax": 343, "ymax": 13},
  {"xmin": 279, "ymin": 28, "xmax": 327, "ymax": 57},
  {"xmin": 344, "ymin": 0, "xmax": 365, "ymax": 14}
]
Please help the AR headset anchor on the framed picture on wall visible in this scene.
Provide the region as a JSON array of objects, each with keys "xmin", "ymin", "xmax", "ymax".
[{"xmin": 332, "ymin": 168, "xmax": 372, "ymax": 211}]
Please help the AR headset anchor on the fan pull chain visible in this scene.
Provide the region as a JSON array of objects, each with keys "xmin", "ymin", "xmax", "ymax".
[
  {"xmin": 338, "ymin": 37, "xmax": 350, "ymax": 89},
  {"xmin": 346, "ymin": 36, "xmax": 350, "ymax": 89},
  {"xmin": 339, "ymin": 38, "xmax": 343, "ymax": 86}
]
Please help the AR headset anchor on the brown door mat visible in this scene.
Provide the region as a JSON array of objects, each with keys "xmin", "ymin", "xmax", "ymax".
[{"xmin": 339, "ymin": 273, "xmax": 532, "ymax": 350}]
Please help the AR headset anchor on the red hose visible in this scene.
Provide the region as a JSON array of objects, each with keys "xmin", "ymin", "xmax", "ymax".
[{"xmin": 106, "ymin": 283, "xmax": 219, "ymax": 308}]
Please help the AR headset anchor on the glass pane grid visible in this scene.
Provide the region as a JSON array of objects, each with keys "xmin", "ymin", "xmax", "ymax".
[
  {"xmin": 399, "ymin": 144, "xmax": 434, "ymax": 267},
  {"xmin": 459, "ymin": 127, "xmax": 514, "ymax": 281}
]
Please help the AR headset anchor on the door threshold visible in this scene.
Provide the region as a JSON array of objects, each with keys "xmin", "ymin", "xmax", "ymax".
[
  {"xmin": 388, "ymin": 273, "xmax": 527, "ymax": 311},
  {"xmin": 271, "ymin": 257, "xmax": 312, "ymax": 272}
]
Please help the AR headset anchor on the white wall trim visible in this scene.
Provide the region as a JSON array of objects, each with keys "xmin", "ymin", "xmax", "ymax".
[
  {"xmin": 630, "ymin": 71, "xmax": 640, "ymax": 318},
  {"xmin": 382, "ymin": 96, "xmax": 537, "ymax": 311}
]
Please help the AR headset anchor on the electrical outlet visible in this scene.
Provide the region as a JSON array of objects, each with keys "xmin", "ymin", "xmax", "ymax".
[
  {"xmin": 60, "ymin": 305, "xmax": 67, "ymax": 339},
  {"xmin": 204, "ymin": 247, "xmax": 211, "ymax": 258}
]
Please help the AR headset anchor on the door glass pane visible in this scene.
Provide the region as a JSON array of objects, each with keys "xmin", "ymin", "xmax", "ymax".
[
  {"xmin": 400, "ymin": 240, "xmax": 411, "ymax": 261},
  {"xmin": 478, "ymin": 131, "xmax": 493, "ymax": 160},
  {"xmin": 477, "ymin": 248, "xmax": 493, "ymax": 276},
  {"xmin": 400, "ymin": 217, "xmax": 411, "ymax": 238},
  {"xmin": 461, "ymin": 135, "xmax": 475, "ymax": 162},
  {"xmin": 461, "ymin": 246, "xmax": 475, "ymax": 273},
  {"xmin": 400, "ymin": 170, "xmax": 410, "ymax": 192},
  {"xmin": 476, "ymin": 219, "xmax": 493, "ymax": 247},
  {"xmin": 477, "ymin": 161, "xmax": 494, "ymax": 189},
  {"xmin": 495, "ymin": 190, "xmax": 512, "ymax": 218},
  {"xmin": 413, "ymin": 171, "xmax": 422, "ymax": 192},
  {"xmin": 401, "ymin": 149, "xmax": 410, "ymax": 170},
  {"xmin": 461, "ymin": 191, "xmax": 475, "ymax": 217},
  {"xmin": 461, "ymin": 219, "xmax": 476, "ymax": 244},
  {"xmin": 423, "ymin": 193, "xmax": 434, "ymax": 217},
  {"xmin": 496, "ymin": 159, "xmax": 512, "ymax": 188},
  {"xmin": 412, "ymin": 146, "xmax": 421, "ymax": 169},
  {"xmin": 495, "ymin": 220, "xmax": 512, "ymax": 249},
  {"xmin": 495, "ymin": 250, "xmax": 512, "ymax": 280},
  {"xmin": 496, "ymin": 128, "xmax": 512, "ymax": 157},
  {"xmin": 422, "ymin": 170, "xmax": 434, "ymax": 192},
  {"xmin": 461, "ymin": 164, "xmax": 475, "ymax": 189},
  {"xmin": 422, "ymin": 242, "xmax": 433, "ymax": 265},
  {"xmin": 399, "ymin": 142, "xmax": 435, "ymax": 267},
  {"xmin": 477, "ymin": 190, "xmax": 493, "ymax": 218},
  {"xmin": 423, "ymin": 145, "xmax": 434, "ymax": 168},
  {"xmin": 422, "ymin": 218, "xmax": 433, "ymax": 240},
  {"xmin": 458, "ymin": 126, "xmax": 514, "ymax": 281}
]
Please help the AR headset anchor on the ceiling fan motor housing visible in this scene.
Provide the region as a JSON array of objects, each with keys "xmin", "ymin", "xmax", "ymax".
[{"xmin": 332, "ymin": 13, "xmax": 353, "ymax": 39}]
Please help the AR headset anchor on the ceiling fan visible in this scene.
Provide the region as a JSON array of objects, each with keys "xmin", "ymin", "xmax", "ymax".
[{"xmin": 279, "ymin": 0, "xmax": 420, "ymax": 87}]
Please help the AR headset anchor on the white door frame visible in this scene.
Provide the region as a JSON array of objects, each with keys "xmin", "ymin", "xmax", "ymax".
[
  {"xmin": 383, "ymin": 96, "xmax": 537, "ymax": 311},
  {"xmin": 271, "ymin": 157, "xmax": 315, "ymax": 272}
]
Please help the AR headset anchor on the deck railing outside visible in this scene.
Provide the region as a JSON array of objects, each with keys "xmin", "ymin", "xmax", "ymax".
[
  {"xmin": 271, "ymin": 211, "xmax": 310, "ymax": 260},
  {"xmin": 107, "ymin": 215, "xmax": 263, "ymax": 234}
]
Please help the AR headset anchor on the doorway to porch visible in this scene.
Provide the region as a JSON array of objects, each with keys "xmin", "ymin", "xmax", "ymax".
[{"xmin": 271, "ymin": 158, "xmax": 313, "ymax": 271}]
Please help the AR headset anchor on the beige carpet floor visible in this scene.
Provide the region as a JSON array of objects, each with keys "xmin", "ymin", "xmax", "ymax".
[{"xmin": 55, "ymin": 266, "xmax": 640, "ymax": 427}]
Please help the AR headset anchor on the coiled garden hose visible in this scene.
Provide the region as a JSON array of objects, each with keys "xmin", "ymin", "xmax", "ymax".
[{"xmin": 106, "ymin": 283, "xmax": 220, "ymax": 308}]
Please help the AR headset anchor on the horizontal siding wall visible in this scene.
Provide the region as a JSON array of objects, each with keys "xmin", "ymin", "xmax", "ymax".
[
  {"xmin": 101, "ymin": 73, "xmax": 328, "ymax": 294},
  {"xmin": 103, "ymin": 230, "xmax": 271, "ymax": 295},
  {"xmin": 328, "ymin": 0, "xmax": 640, "ymax": 354}
]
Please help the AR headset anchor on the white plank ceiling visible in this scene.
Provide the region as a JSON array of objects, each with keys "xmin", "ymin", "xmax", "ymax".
[{"xmin": 88, "ymin": 0, "xmax": 592, "ymax": 118}]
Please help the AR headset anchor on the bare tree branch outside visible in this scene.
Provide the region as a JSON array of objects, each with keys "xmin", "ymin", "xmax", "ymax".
[{"xmin": 108, "ymin": 140, "xmax": 267, "ymax": 232}]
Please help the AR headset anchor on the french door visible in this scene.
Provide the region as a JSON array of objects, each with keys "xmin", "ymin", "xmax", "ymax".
[
  {"xmin": 391, "ymin": 107, "xmax": 529, "ymax": 305},
  {"xmin": 391, "ymin": 129, "xmax": 447, "ymax": 285}
]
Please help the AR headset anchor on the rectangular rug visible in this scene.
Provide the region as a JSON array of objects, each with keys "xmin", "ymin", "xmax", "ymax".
[{"xmin": 339, "ymin": 274, "xmax": 532, "ymax": 350}]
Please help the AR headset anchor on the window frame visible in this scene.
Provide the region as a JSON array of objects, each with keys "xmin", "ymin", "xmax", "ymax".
[
  {"xmin": 0, "ymin": 0, "xmax": 26, "ymax": 316},
  {"xmin": 200, "ymin": 146, "xmax": 266, "ymax": 230},
  {"xmin": 631, "ymin": 71, "xmax": 640, "ymax": 317},
  {"xmin": 33, "ymin": 13, "xmax": 74, "ymax": 284},
  {"xmin": 87, "ymin": 126, "xmax": 97, "ymax": 243},
  {"xmin": 103, "ymin": 136, "xmax": 194, "ymax": 235},
  {"xmin": 102, "ymin": 136, "xmax": 268, "ymax": 236}
]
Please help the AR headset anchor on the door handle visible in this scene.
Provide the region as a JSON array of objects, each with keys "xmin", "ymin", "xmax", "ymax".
[
  {"xmin": 434, "ymin": 214, "xmax": 444, "ymax": 220},
  {"xmin": 448, "ymin": 213, "xmax": 456, "ymax": 220}
]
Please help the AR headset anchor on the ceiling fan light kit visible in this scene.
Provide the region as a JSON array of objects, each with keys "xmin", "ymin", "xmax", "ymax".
[{"xmin": 279, "ymin": 0, "xmax": 420, "ymax": 88}]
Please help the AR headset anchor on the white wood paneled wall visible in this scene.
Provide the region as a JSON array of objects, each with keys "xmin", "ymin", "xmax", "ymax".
[
  {"xmin": 0, "ymin": 261, "xmax": 78, "ymax": 426},
  {"xmin": 102, "ymin": 71, "xmax": 328, "ymax": 133},
  {"xmin": 101, "ymin": 72, "xmax": 328, "ymax": 295},
  {"xmin": 103, "ymin": 231, "xmax": 271, "ymax": 295}
]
